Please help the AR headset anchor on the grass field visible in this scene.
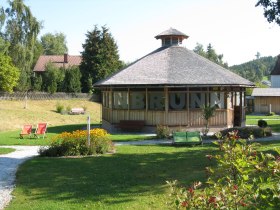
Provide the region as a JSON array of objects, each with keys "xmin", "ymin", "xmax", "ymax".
[
  {"xmin": 6, "ymin": 141, "xmax": 280, "ymax": 210},
  {"xmin": 0, "ymin": 99, "xmax": 101, "ymax": 132},
  {"xmin": 0, "ymin": 147, "xmax": 15, "ymax": 154},
  {"xmin": 246, "ymin": 114, "xmax": 280, "ymax": 132}
]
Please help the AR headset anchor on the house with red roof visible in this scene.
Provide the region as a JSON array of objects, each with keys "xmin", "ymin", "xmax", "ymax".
[{"xmin": 33, "ymin": 54, "xmax": 82, "ymax": 73}]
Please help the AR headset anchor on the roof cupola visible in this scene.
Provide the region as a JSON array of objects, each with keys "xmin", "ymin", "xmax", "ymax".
[{"xmin": 155, "ymin": 28, "xmax": 189, "ymax": 47}]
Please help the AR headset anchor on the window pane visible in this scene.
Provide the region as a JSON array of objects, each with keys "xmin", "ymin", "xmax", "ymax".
[
  {"xmin": 149, "ymin": 92, "xmax": 165, "ymax": 110},
  {"xmin": 169, "ymin": 93, "xmax": 186, "ymax": 110},
  {"xmin": 113, "ymin": 92, "xmax": 128, "ymax": 109},
  {"xmin": 130, "ymin": 92, "xmax": 145, "ymax": 110}
]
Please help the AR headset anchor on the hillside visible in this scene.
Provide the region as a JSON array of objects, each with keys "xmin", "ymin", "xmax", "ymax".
[{"xmin": 230, "ymin": 56, "xmax": 277, "ymax": 82}]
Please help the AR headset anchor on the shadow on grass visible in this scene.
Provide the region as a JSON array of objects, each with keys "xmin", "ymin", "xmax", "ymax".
[{"xmin": 15, "ymin": 146, "xmax": 217, "ymax": 207}]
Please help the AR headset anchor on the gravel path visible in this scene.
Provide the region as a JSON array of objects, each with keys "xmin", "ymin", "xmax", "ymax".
[{"xmin": 0, "ymin": 146, "xmax": 39, "ymax": 210}]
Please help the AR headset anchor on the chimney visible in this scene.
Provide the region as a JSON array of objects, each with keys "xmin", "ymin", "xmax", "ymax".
[{"xmin": 64, "ymin": 53, "xmax": 68, "ymax": 63}]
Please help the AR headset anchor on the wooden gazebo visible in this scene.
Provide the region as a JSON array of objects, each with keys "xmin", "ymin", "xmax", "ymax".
[{"xmin": 94, "ymin": 28, "xmax": 254, "ymax": 132}]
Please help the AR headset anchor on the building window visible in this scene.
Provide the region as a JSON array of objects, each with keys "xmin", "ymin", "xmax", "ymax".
[
  {"xmin": 113, "ymin": 92, "xmax": 128, "ymax": 109},
  {"xmin": 210, "ymin": 92, "xmax": 225, "ymax": 109},
  {"xmin": 164, "ymin": 38, "xmax": 171, "ymax": 46},
  {"xmin": 149, "ymin": 92, "xmax": 165, "ymax": 110},
  {"xmin": 130, "ymin": 92, "xmax": 145, "ymax": 110},
  {"xmin": 190, "ymin": 93, "xmax": 206, "ymax": 108},
  {"xmin": 169, "ymin": 92, "xmax": 186, "ymax": 110}
]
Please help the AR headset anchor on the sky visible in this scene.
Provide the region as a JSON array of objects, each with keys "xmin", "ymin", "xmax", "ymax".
[{"xmin": 7, "ymin": 0, "xmax": 280, "ymax": 66}]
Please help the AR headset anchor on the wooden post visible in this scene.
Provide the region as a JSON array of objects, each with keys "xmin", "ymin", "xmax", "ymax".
[
  {"xmin": 145, "ymin": 87, "xmax": 148, "ymax": 122},
  {"xmin": 128, "ymin": 88, "xmax": 130, "ymax": 120},
  {"xmin": 164, "ymin": 86, "xmax": 168, "ymax": 125},
  {"xmin": 110, "ymin": 88, "xmax": 113, "ymax": 123},
  {"xmin": 187, "ymin": 87, "xmax": 190, "ymax": 127}
]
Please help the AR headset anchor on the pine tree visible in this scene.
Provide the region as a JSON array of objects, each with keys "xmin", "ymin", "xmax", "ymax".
[{"xmin": 80, "ymin": 25, "xmax": 123, "ymax": 93}]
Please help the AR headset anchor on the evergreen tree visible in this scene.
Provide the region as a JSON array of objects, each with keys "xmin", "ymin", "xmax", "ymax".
[
  {"xmin": 80, "ymin": 25, "xmax": 123, "ymax": 93},
  {"xmin": 63, "ymin": 66, "xmax": 81, "ymax": 93},
  {"xmin": 42, "ymin": 63, "xmax": 65, "ymax": 93}
]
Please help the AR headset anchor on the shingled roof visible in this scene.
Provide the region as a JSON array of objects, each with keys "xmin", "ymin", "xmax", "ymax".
[
  {"xmin": 252, "ymin": 88, "xmax": 280, "ymax": 96},
  {"xmin": 94, "ymin": 46, "xmax": 254, "ymax": 88},
  {"xmin": 33, "ymin": 54, "xmax": 82, "ymax": 72},
  {"xmin": 270, "ymin": 55, "xmax": 280, "ymax": 75},
  {"xmin": 155, "ymin": 28, "xmax": 189, "ymax": 39}
]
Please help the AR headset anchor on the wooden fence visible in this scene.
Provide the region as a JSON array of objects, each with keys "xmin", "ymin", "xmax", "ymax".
[{"xmin": 0, "ymin": 92, "xmax": 101, "ymax": 102}]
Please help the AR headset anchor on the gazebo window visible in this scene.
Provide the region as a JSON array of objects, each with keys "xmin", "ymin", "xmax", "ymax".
[
  {"xmin": 102, "ymin": 92, "xmax": 109, "ymax": 108},
  {"xmin": 113, "ymin": 92, "xmax": 128, "ymax": 109},
  {"xmin": 164, "ymin": 37, "xmax": 171, "ymax": 46},
  {"xmin": 169, "ymin": 92, "xmax": 186, "ymax": 110},
  {"xmin": 190, "ymin": 93, "xmax": 206, "ymax": 108},
  {"xmin": 149, "ymin": 92, "xmax": 165, "ymax": 110},
  {"xmin": 130, "ymin": 92, "xmax": 145, "ymax": 110},
  {"xmin": 210, "ymin": 92, "xmax": 225, "ymax": 109}
]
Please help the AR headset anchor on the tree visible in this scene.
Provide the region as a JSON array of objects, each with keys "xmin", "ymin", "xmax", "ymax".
[
  {"xmin": 256, "ymin": 0, "xmax": 280, "ymax": 25},
  {"xmin": 193, "ymin": 43, "xmax": 228, "ymax": 68},
  {"xmin": 0, "ymin": 53, "xmax": 20, "ymax": 92},
  {"xmin": 63, "ymin": 66, "xmax": 82, "ymax": 93},
  {"xmin": 80, "ymin": 25, "xmax": 123, "ymax": 93},
  {"xmin": 201, "ymin": 105, "xmax": 216, "ymax": 136},
  {"xmin": 1, "ymin": 0, "xmax": 41, "ymax": 91},
  {"xmin": 42, "ymin": 63, "xmax": 64, "ymax": 93},
  {"xmin": 41, "ymin": 32, "xmax": 68, "ymax": 55}
]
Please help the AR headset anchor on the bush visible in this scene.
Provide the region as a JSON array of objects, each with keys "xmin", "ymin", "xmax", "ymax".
[
  {"xmin": 267, "ymin": 112, "xmax": 275, "ymax": 116},
  {"xmin": 66, "ymin": 105, "xmax": 71, "ymax": 113},
  {"xmin": 156, "ymin": 125, "xmax": 170, "ymax": 139},
  {"xmin": 167, "ymin": 131, "xmax": 280, "ymax": 209},
  {"xmin": 218, "ymin": 126, "xmax": 271, "ymax": 139},
  {"xmin": 39, "ymin": 128, "xmax": 114, "ymax": 157},
  {"xmin": 56, "ymin": 103, "xmax": 64, "ymax": 114},
  {"xmin": 258, "ymin": 119, "xmax": 268, "ymax": 128}
]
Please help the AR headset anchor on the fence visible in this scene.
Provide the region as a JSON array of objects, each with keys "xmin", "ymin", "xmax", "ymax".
[{"xmin": 0, "ymin": 92, "xmax": 101, "ymax": 102}]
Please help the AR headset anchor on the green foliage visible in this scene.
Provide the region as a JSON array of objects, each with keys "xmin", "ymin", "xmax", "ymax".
[
  {"xmin": 193, "ymin": 43, "xmax": 228, "ymax": 68},
  {"xmin": 256, "ymin": 0, "xmax": 280, "ymax": 25},
  {"xmin": 42, "ymin": 63, "xmax": 65, "ymax": 93},
  {"xmin": 156, "ymin": 125, "xmax": 170, "ymax": 139},
  {"xmin": 31, "ymin": 74, "xmax": 42, "ymax": 91},
  {"xmin": 0, "ymin": 53, "xmax": 20, "ymax": 92},
  {"xmin": 231, "ymin": 56, "xmax": 276, "ymax": 83},
  {"xmin": 2, "ymin": 0, "xmax": 41, "ymax": 91},
  {"xmin": 56, "ymin": 103, "xmax": 64, "ymax": 114},
  {"xmin": 219, "ymin": 126, "xmax": 272, "ymax": 139},
  {"xmin": 39, "ymin": 129, "xmax": 114, "ymax": 156},
  {"xmin": 246, "ymin": 81, "xmax": 268, "ymax": 95},
  {"xmin": 80, "ymin": 25, "xmax": 123, "ymax": 92},
  {"xmin": 201, "ymin": 105, "xmax": 216, "ymax": 135},
  {"xmin": 41, "ymin": 32, "xmax": 68, "ymax": 55},
  {"xmin": 258, "ymin": 119, "xmax": 268, "ymax": 128},
  {"xmin": 267, "ymin": 111, "xmax": 275, "ymax": 116},
  {"xmin": 63, "ymin": 66, "xmax": 82, "ymax": 93},
  {"xmin": 168, "ymin": 131, "xmax": 280, "ymax": 209}
]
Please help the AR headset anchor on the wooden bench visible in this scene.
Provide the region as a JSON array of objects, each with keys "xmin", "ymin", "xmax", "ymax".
[
  {"xmin": 173, "ymin": 131, "xmax": 202, "ymax": 145},
  {"xmin": 117, "ymin": 120, "xmax": 145, "ymax": 132},
  {"xmin": 70, "ymin": 108, "xmax": 85, "ymax": 115}
]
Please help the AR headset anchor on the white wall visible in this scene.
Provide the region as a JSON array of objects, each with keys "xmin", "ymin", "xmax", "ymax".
[{"xmin": 271, "ymin": 75, "xmax": 280, "ymax": 88}]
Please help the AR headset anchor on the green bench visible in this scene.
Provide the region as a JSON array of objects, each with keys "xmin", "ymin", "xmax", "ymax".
[{"xmin": 173, "ymin": 131, "xmax": 202, "ymax": 145}]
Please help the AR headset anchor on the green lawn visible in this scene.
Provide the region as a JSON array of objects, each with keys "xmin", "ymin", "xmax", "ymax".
[
  {"xmin": 6, "ymin": 141, "xmax": 280, "ymax": 210},
  {"xmin": 0, "ymin": 147, "xmax": 15, "ymax": 154},
  {"xmin": 0, "ymin": 124, "xmax": 155, "ymax": 146},
  {"xmin": 7, "ymin": 145, "xmax": 216, "ymax": 210},
  {"xmin": 246, "ymin": 114, "xmax": 280, "ymax": 132}
]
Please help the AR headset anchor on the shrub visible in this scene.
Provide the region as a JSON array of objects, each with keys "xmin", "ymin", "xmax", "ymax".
[
  {"xmin": 167, "ymin": 131, "xmax": 280, "ymax": 209},
  {"xmin": 39, "ymin": 128, "xmax": 114, "ymax": 157},
  {"xmin": 56, "ymin": 103, "xmax": 64, "ymax": 114},
  {"xmin": 267, "ymin": 112, "xmax": 275, "ymax": 116},
  {"xmin": 258, "ymin": 119, "xmax": 268, "ymax": 128},
  {"xmin": 66, "ymin": 105, "xmax": 71, "ymax": 113},
  {"xmin": 156, "ymin": 125, "xmax": 170, "ymax": 139},
  {"xmin": 218, "ymin": 126, "xmax": 271, "ymax": 139},
  {"xmin": 82, "ymin": 105, "xmax": 87, "ymax": 112}
]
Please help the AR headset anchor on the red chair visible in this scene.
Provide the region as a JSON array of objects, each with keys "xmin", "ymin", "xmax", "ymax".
[
  {"xmin": 20, "ymin": 125, "xmax": 33, "ymax": 139},
  {"xmin": 34, "ymin": 123, "xmax": 48, "ymax": 139}
]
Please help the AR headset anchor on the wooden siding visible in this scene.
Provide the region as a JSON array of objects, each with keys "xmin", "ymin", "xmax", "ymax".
[
  {"xmin": 103, "ymin": 108, "xmax": 232, "ymax": 127},
  {"xmin": 254, "ymin": 96, "xmax": 280, "ymax": 113}
]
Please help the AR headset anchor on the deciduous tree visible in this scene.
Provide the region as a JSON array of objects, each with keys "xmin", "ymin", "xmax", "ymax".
[
  {"xmin": 0, "ymin": 53, "xmax": 20, "ymax": 92},
  {"xmin": 256, "ymin": 0, "xmax": 280, "ymax": 25},
  {"xmin": 41, "ymin": 32, "xmax": 68, "ymax": 55}
]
